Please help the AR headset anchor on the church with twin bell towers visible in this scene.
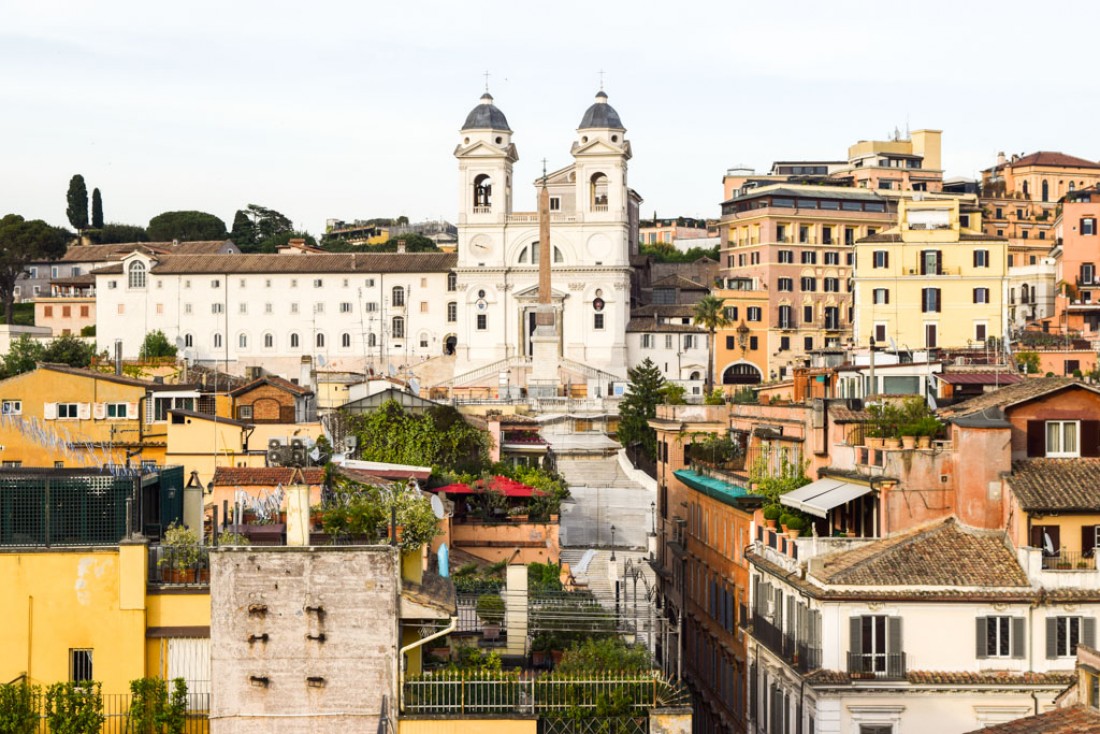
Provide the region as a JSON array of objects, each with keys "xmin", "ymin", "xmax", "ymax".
[{"xmin": 451, "ymin": 90, "xmax": 641, "ymax": 394}]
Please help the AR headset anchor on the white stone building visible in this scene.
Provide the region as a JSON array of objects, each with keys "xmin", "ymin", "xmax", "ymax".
[
  {"xmin": 625, "ymin": 304, "xmax": 708, "ymax": 397},
  {"xmin": 451, "ymin": 91, "xmax": 641, "ymax": 385},
  {"xmin": 745, "ymin": 519, "xmax": 1090, "ymax": 734},
  {"xmin": 93, "ymin": 249, "xmax": 457, "ymax": 378}
]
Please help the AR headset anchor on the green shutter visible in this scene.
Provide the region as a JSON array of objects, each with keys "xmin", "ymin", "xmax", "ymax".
[
  {"xmin": 1012, "ymin": 617, "xmax": 1026, "ymax": 659},
  {"xmin": 849, "ymin": 616, "xmax": 862, "ymax": 657},
  {"xmin": 1085, "ymin": 618, "xmax": 1097, "ymax": 649},
  {"xmin": 976, "ymin": 617, "xmax": 988, "ymax": 659},
  {"xmin": 1046, "ymin": 617, "xmax": 1058, "ymax": 659}
]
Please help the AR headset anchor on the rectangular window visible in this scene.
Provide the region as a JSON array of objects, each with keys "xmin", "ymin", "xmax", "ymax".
[
  {"xmin": 921, "ymin": 288, "xmax": 941, "ymax": 313},
  {"xmin": 975, "ymin": 323, "xmax": 988, "ymax": 342},
  {"xmin": 44, "ymin": 306, "xmax": 53, "ymax": 317},
  {"xmin": 1021, "ymin": 230, "xmax": 1029, "ymax": 239},
  {"xmin": 683, "ymin": 334, "xmax": 694, "ymax": 350},
  {"xmin": 210, "ymin": 279, "xmax": 221, "ymax": 289},
  {"xmin": 290, "ymin": 303, "xmax": 299, "ymax": 314},
  {"xmin": 642, "ymin": 334, "xmax": 654, "ymax": 349},
  {"xmin": 57, "ymin": 403, "xmax": 80, "ymax": 419},
  {"xmin": 778, "ymin": 305, "xmax": 794, "ymax": 329},
  {"xmin": 844, "ymin": 227, "xmax": 855, "ymax": 246},
  {"xmin": 778, "ymin": 250, "xmax": 794, "ymax": 264},
  {"xmin": 211, "ymin": 303, "xmax": 223, "ymax": 314},
  {"xmin": 746, "ymin": 307, "xmax": 762, "ymax": 322},
  {"xmin": 549, "ymin": 197, "xmax": 561, "ymax": 211},
  {"xmin": 264, "ymin": 303, "xmax": 273, "ymax": 314},
  {"xmin": 70, "ymin": 649, "xmax": 93, "ymax": 682},
  {"xmin": 778, "ymin": 278, "xmax": 793, "ymax": 292},
  {"xmin": 665, "ymin": 334, "xmax": 673, "ymax": 349},
  {"xmin": 724, "ymin": 306, "xmax": 738, "ymax": 321},
  {"xmin": 801, "ymin": 250, "xmax": 817, "ymax": 264},
  {"xmin": 804, "ymin": 336, "xmax": 813, "ymax": 350},
  {"xmin": 1050, "ymin": 616, "xmax": 1094, "ymax": 658},
  {"xmin": 873, "ymin": 251, "xmax": 889, "ymax": 268},
  {"xmin": 925, "ymin": 323, "xmax": 938, "ymax": 349},
  {"xmin": 239, "ymin": 303, "xmax": 247, "ymax": 314},
  {"xmin": 106, "ymin": 403, "xmax": 128, "ymax": 419},
  {"xmin": 803, "ymin": 305, "xmax": 813, "ymax": 323},
  {"xmin": 2, "ymin": 400, "xmax": 22, "ymax": 415},
  {"xmin": 822, "ymin": 227, "xmax": 833, "ymax": 245},
  {"xmin": 183, "ymin": 304, "xmax": 192, "ymax": 315},
  {"xmin": 313, "ymin": 279, "xmax": 324, "ymax": 288},
  {"xmin": 824, "ymin": 277, "xmax": 839, "ymax": 292},
  {"xmin": 420, "ymin": 301, "xmax": 429, "ymax": 313},
  {"xmin": 594, "ymin": 313, "xmax": 604, "ymax": 330},
  {"xmin": 800, "ymin": 277, "xmax": 817, "ymax": 292},
  {"xmin": 973, "ymin": 288, "xmax": 990, "ymax": 304},
  {"xmin": 1046, "ymin": 421, "xmax": 1080, "ymax": 458},
  {"xmin": 873, "ymin": 288, "xmax": 889, "ymax": 305},
  {"xmin": 1083, "ymin": 218, "xmax": 1097, "ymax": 236},
  {"xmin": 960, "ymin": 214, "xmax": 970, "ymax": 228},
  {"xmin": 874, "ymin": 323, "xmax": 887, "ymax": 343},
  {"xmin": 340, "ymin": 302, "xmax": 353, "ymax": 313},
  {"xmin": 973, "ymin": 250, "xmax": 989, "ymax": 267},
  {"xmin": 824, "ymin": 251, "xmax": 839, "ymax": 265},
  {"xmin": 314, "ymin": 303, "xmax": 325, "ymax": 314},
  {"xmin": 776, "ymin": 224, "xmax": 787, "ymax": 242},
  {"xmin": 824, "ymin": 306, "xmax": 840, "ymax": 330},
  {"xmin": 117, "ymin": 305, "xmax": 124, "ymax": 315},
  {"xmin": 799, "ymin": 225, "xmax": 811, "ymax": 244},
  {"xmin": 749, "ymin": 336, "xmax": 758, "ymax": 350},
  {"xmin": 476, "ymin": 314, "xmax": 487, "ymax": 330},
  {"xmin": 779, "ymin": 336, "xmax": 790, "ymax": 351},
  {"xmin": 237, "ymin": 405, "xmax": 253, "ymax": 420}
]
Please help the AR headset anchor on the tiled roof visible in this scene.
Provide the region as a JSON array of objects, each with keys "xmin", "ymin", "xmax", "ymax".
[
  {"xmin": 168, "ymin": 408, "xmax": 252, "ymax": 428},
  {"xmin": 1007, "ymin": 459, "xmax": 1100, "ymax": 512},
  {"xmin": 59, "ymin": 240, "xmax": 234, "ymax": 263},
  {"xmin": 213, "ymin": 467, "xmax": 324, "ymax": 486},
  {"xmin": 631, "ymin": 304, "xmax": 698, "ymax": 318},
  {"xmin": 38, "ymin": 363, "xmax": 195, "ymax": 392},
  {"xmin": 649, "ymin": 274, "xmax": 708, "ymax": 290},
  {"xmin": 626, "ymin": 319, "xmax": 705, "ymax": 334},
  {"xmin": 964, "ymin": 705, "xmax": 1100, "ymax": 734},
  {"xmin": 139, "ymin": 252, "xmax": 456, "ymax": 275},
  {"xmin": 940, "ymin": 376, "xmax": 1094, "ymax": 418},
  {"xmin": 808, "ymin": 517, "xmax": 1031, "ymax": 588},
  {"xmin": 229, "ymin": 375, "xmax": 312, "ymax": 397},
  {"xmin": 829, "ymin": 406, "xmax": 870, "ymax": 423},
  {"xmin": 807, "ymin": 669, "xmax": 1074, "ymax": 690},
  {"xmin": 1010, "ymin": 151, "xmax": 1100, "ymax": 170},
  {"xmin": 937, "ymin": 372, "xmax": 1024, "ymax": 386},
  {"xmin": 858, "ymin": 232, "xmax": 1007, "ymax": 243}
]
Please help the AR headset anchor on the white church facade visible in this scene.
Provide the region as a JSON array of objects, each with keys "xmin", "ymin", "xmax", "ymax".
[{"xmin": 451, "ymin": 91, "xmax": 641, "ymax": 384}]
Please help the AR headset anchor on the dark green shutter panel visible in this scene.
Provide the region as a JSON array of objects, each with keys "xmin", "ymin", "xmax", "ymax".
[
  {"xmin": 1084, "ymin": 527, "xmax": 1098, "ymax": 559},
  {"xmin": 1027, "ymin": 421, "xmax": 1045, "ymax": 457},
  {"xmin": 850, "ymin": 616, "xmax": 862, "ymax": 656},
  {"xmin": 1082, "ymin": 421, "xmax": 1100, "ymax": 457},
  {"xmin": 1085, "ymin": 617, "xmax": 1097, "ymax": 649},
  {"xmin": 1012, "ymin": 617, "xmax": 1026, "ymax": 659},
  {"xmin": 888, "ymin": 617, "xmax": 902, "ymax": 654},
  {"xmin": 935, "ymin": 251, "xmax": 942, "ymax": 274},
  {"xmin": 975, "ymin": 617, "xmax": 988, "ymax": 659},
  {"xmin": 1046, "ymin": 617, "xmax": 1058, "ymax": 659}
]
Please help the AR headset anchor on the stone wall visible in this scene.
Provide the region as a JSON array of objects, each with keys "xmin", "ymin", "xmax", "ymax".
[{"xmin": 209, "ymin": 546, "xmax": 399, "ymax": 734}]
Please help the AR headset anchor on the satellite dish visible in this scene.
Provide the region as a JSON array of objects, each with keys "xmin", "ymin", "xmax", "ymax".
[
  {"xmin": 430, "ymin": 494, "xmax": 445, "ymax": 520},
  {"xmin": 316, "ymin": 354, "xmax": 327, "ymax": 367},
  {"xmin": 408, "ymin": 378, "xmax": 420, "ymax": 395},
  {"xmin": 889, "ymin": 337, "xmax": 898, "ymax": 352},
  {"xmin": 388, "ymin": 364, "xmax": 397, "ymax": 377}
]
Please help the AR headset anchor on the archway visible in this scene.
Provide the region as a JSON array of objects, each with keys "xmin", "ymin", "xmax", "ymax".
[
  {"xmin": 444, "ymin": 335, "xmax": 457, "ymax": 356},
  {"xmin": 722, "ymin": 362, "xmax": 762, "ymax": 385}
]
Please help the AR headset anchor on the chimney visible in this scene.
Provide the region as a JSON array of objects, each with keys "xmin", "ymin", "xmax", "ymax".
[
  {"xmin": 396, "ymin": 239, "xmax": 407, "ymax": 254},
  {"xmin": 114, "ymin": 339, "xmax": 123, "ymax": 375},
  {"xmin": 300, "ymin": 355, "xmax": 313, "ymax": 392},
  {"xmin": 996, "ymin": 151, "xmax": 1006, "ymax": 166},
  {"xmin": 289, "ymin": 238, "xmax": 306, "ymax": 249}
]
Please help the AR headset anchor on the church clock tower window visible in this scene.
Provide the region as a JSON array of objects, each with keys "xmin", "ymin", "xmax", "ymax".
[
  {"xmin": 590, "ymin": 173, "xmax": 609, "ymax": 210},
  {"xmin": 473, "ymin": 174, "xmax": 492, "ymax": 211}
]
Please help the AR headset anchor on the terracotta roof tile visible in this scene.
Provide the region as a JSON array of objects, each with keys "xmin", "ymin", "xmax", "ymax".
[
  {"xmin": 940, "ymin": 376, "xmax": 1095, "ymax": 418},
  {"xmin": 631, "ymin": 304, "xmax": 698, "ymax": 318},
  {"xmin": 626, "ymin": 319, "xmax": 705, "ymax": 334},
  {"xmin": 649, "ymin": 274, "xmax": 708, "ymax": 290},
  {"xmin": 141, "ymin": 252, "xmax": 456, "ymax": 275},
  {"xmin": 1009, "ymin": 151, "xmax": 1100, "ymax": 170},
  {"xmin": 59, "ymin": 240, "xmax": 235, "ymax": 263},
  {"xmin": 858, "ymin": 232, "xmax": 1007, "ymax": 243},
  {"xmin": 36, "ymin": 363, "xmax": 195, "ymax": 392},
  {"xmin": 964, "ymin": 705, "xmax": 1100, "ymax": 734},
  {"xmin": 808, "ymin": 518, "xmax": 1031, "ymax": 588},
  {"xmin": 1007, "ymin": 459, "xmax": 1100, "ymax": 512},
  {"xmin": 229, "ymin": 375, "xmax": 311, "ymax": 397},
  {"xmin": 213, "ymin": 467, "xmax": 324, "ymax": 486},
  {"xmin": 807, "ymin": 669, "xmax": 1073, "ymax": 690}
]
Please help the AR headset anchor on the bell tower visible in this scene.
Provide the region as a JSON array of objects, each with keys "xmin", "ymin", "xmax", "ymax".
[
  {"xmin": 571, "ymin": 91, "xmax": 632, "ymax": 266},
  {"xmin": 455, "ymin": 92, "xmax": 518, "ymax": 268}
]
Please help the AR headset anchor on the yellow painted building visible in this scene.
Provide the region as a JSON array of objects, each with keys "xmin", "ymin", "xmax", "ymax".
[
  {"xmin": 0, "ymin": 542, "xmax": 210, "ymax": 695},
  {"xmin": 854, "ymin": 197, "xmax": 1007, "ymax": 350},
  {"xmin": 713, "ymin": 286, "xmax": 771, "ymax": 388},
  {"xmin": 0, "ymin": 365, "xmax": 204, "ymax": 469}
]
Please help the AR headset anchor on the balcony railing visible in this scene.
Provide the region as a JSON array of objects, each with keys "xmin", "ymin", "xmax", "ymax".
[
  {"xmin": 148, "ymin": 545, "xmax": 211, "ymax": 586},
  {"xmin": 847, "ymin": 652, "xmax": 906, "ymax": 680},
  {"xmin": 750, "ymin": 614, "xmax": 820, "ymax": 673},
  {"xmin": 1041, "ymin": 550, "xmax": 1097, "ymax": 571}
]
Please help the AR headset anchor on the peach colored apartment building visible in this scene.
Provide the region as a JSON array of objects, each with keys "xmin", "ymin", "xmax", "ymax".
[
  {"xmin": 718, "ymin": 184, "xmax": 897, "ymax": 380},
  {"xmin": 1051, "ymin": 186, "xmax": 1100, "ymax": 336},
  {"xmin": 34, "ymin": 298, "xmax": 94, "ymax": 336}
]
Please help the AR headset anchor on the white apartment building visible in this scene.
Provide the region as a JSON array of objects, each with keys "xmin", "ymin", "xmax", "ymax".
[
  {"xmin": 93, "ymin": 250, "xmax": 457, "ymax": 377},
  {"xmin": 626, "ymin": 304, "xmax": 708, "ymax": 397},
  {"xmin": 745, "ymin": 518, "xmax": 1090, "ymax": 734}
]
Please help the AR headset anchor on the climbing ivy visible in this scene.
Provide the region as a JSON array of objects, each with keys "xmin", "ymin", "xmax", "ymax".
[{"xmin": 346, "ymin": 400, "xmax": 490, "ymax": 474}]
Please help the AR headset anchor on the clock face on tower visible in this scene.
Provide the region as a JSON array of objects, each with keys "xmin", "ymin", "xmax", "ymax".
[{"xmin": 469, "ymin": 236, "xmax": 494, "ymax": 257}]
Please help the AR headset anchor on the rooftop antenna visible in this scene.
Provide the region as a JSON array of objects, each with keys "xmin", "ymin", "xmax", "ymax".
[{"xmin": 483, "ymin": 70, "xmax": 490, "ymax": 93}]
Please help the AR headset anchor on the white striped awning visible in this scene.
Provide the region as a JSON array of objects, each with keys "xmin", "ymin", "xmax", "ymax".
[{"xmin": 780, "ymin": 478, "xmax": 872, "ymax": 518}]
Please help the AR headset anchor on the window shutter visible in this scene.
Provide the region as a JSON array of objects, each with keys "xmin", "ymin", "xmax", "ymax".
[
  {"xmin": 935, "ymin": 250, "xmax": 942, "ymax": 274},
  {"xmin": 884, "ymin": 252, "xmax": 889, "ymax": 268},
  {"xmin": 888, "ymin": 616, "xmax": 902, "ymax": 653},
  {"xmin": 126, "ymin": 402, "xmax": 139, "ymax": 420},
  {"xmin": 1082, "ymin": 421, "xmax": 1100, "ymax": 457},
  {"xmin": 973, "ymin": 250, "xmax": 978, "ymax": 268},
  {"xmin": 44, "ymin": 403, "xmax": 56, "ymax": 420},
  {"xmin": 78, "ymin": 403, "xmax": 91, "ymax": 420},
  {"xmin": 93, "ymin": 403, "xmax": 106, "ymax": 420},
  {"xmin": 934, "ymin": 288, "xmax": 941, "ymax": 312},
  {"xmin": 1085, "ymin": 527, "xmax": 1099, "ymax": 559},
  {"xmin": 1046, "ymin": 617, "xmax": 1057, "ymax": 659},
  {"xmin": 1012, "ymin": 617, "xmax": 1025, "ymax": 659},
  {"xmin": 885, "ymin": 290, "xmax": 890, "ymax": 304},
  {"xmin": 1026, "ymin": 421, "xmax": 1045, "ymax": 457},
  {"xmin": 1085, "ymin": 618, "xmax": 1097, "ymax": 649},
  {"xmin": 849, "ymin": 616, "xmax": 862, "ymax": 656},
  {"xmin": 921, "ymin": 289, "xmax": 928, "ymax": 313},
  {"xmin": 975, "ymin": 617, "xmax": 988, "ymax": 659}
]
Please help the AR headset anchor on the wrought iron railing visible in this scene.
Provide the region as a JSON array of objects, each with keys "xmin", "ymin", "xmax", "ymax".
[
  {"xmin": 1041, "ymin": 550, "xmax": 1098, "ymax": 571},
  {"xmin": 847, "ymin": 652, "xmax": 906, "ymax": 680},
  {"xmin": 750, "ymin": 615, "xmax": 820, "ymax": 673},
  {"xmin": 148, "ymin": 545, "xmax": 211, "ymax": 586},
  {"xmin": 25, "ymin": 692, "xmax": 210, "ymax": 734}
]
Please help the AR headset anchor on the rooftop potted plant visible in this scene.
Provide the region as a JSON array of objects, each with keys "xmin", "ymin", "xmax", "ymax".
[
  {"xmin": 762, "ymin": 504, "xmax": 782, "ymax": 530},
  {"xmin": 476, "ymin": 593, "xmax": 506, "ymax": 640},
  {"xmin": 158, "ymin": 522, "xmax": 203, "ymax": 583}
]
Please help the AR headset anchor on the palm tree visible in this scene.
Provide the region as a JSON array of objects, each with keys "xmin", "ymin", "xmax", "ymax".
[{"xmin": 693, "ymin": 294, "xmax": 730, "ymax": 395}]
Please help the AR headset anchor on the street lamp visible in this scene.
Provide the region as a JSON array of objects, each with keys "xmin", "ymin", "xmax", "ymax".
[
  {"xmin": 650, "ymin": 501, "xmax": 656, "ymax": 535},
  {"xmin": 610, "ymin": 524, "xmax": 617, "ymax": 561}
]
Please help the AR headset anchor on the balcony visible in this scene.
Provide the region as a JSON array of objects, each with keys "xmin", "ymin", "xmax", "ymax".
[
  {"xmin": 751, "ymin": 614, "xmax": 821, "ymax": 673},
  {"xmin": 1041, "ymin": 550, "xmax": 1097, "ymax": 571},
  {"xmin": 847, "ymin": 652, "xmax": 906, "ymax": 680},
  {"xmin": 148, "ymin": 545, "xmax": 211, "ymax": 586}
]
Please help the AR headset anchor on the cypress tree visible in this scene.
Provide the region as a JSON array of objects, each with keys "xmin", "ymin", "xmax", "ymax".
[
  {"xmin": 66, "ymin": 174, "xmax": 89, "ymax": 230},
  {"xmin": 91, "ymin": 188, "xmax": 103, "ymax": 228}
]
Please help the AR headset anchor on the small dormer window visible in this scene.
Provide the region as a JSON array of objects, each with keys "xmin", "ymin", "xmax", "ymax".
[{"xmin": 128, "ymin": 261, "xmax": 146, "ymax": 289}]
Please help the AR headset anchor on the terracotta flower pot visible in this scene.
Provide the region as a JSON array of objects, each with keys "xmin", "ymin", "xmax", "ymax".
[
  {"xmin": 917, "ymin": 436, "xmax": 932, "ymax": 449},
  {"xmin": 901, "ymin": 436, "xmax": 917, "ymax": 450},
  {"xmin": 765, "ymin": 519, "xmax": 777, "ymax": 530},
  {"xmin": 884, "ymin": 438, "xmax": 901, "ymax": 449},
  {"xmin": 787, "ymin": 528, "xmax": 801, "ymax": 539}
]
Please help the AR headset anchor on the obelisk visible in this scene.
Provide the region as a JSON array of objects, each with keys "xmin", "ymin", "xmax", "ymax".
[{"xmin": 530, "ymin": 168, "xmax": 560, "ymax": 395}]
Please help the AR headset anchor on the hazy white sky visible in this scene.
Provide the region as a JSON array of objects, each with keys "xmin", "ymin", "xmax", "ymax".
[{"xmin": 3, "ymin": 0, "xmax": 1099, "ymax": 235}]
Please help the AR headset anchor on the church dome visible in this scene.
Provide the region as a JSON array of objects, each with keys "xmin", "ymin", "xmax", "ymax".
[
  {"xmin": 578, "ymin": 91, "xmax": 624, "ymax": 130},
  {"xmin": 461, "ymin": 93, "xmax": 511, "ymax": 132}
]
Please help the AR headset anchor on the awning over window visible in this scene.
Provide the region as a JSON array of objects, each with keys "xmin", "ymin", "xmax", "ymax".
[{"xmin": 780, "ymin": 478, "xmax": 872, "ymax": 518}]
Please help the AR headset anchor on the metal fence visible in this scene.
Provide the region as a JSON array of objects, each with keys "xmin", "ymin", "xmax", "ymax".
[
  {"xmin": 28, "ymin": 692, "xmax": 209, "ymax": 734},
  {"xmin": 402, "ymin": 671, "xmax": 684, "ymax": 716},
  {"xmin": 540, "ymin": 717, "xmax": 648, "ymax": 734},
  {"xmin": 148, "ymin": 545, "xmax": 212, "ymax": 586},
  {"xmin": 0, "ymin": 474, "xmax": 135, "ymax": 547}
]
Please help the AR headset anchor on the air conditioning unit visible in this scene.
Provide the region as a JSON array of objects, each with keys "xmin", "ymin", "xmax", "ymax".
[
  {"xmin": 266, "ymin": 449, "xmax": 284, "ymax": 466},
  {"xmin": 343, "ymin": 435, "xmax": 358, "ymax": 451},
  {"xmin": 290, "ymin": 438, "xmax": 305, "ymax": 449},
  {"xmin": 290, "ymin": 448, "xmax": 307, "ymax": 466},
  {"xmin": 268, "ymin": 439, "xmax": 283, "ymax": 450}
]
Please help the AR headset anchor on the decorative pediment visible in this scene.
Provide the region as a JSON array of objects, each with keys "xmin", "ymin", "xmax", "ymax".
[
  {"xmin": 453, "ymin": 140, "xmax": 519, "ymax": 162},
  {"xmin": 570, "ymin": 138, "xmax": 631, "ymax": 159},
  {"xmin": 532, "ymin": 163, "xmax": 576, "ymax": 187},
  {"xmin": 512, "ymin": 284, "xmax": 569, "ymax": 302}
]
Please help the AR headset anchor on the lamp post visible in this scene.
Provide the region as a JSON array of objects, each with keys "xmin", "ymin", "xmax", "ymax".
[
  {"xmin": 610, "ymin": 524, "xmax": 617, "ymax": 561},
  {"xmin": 868, "ymin": 335, "xmax": 877, "ymax": 399},
  {"xmin": 736, "ymin": 320, "xmax": 750, "ymax": 355}
]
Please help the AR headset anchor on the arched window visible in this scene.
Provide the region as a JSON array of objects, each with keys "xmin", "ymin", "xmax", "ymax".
[
  {"xmin": 1070, "ymin": 181, "xmax": 1077, "ymax": 192},
  {"xmin": 316, "ymin": 332, "xmax": 325, "ymax": 348},
  {"xmin": 473, "ymin": 174, "xmax": 492, "ymax": 209},
  {"xmin": 128, "ymin": 261, "xmax": 146, "ymax": 289},
  {"xmin": 392, "ymin": 316, "xmax": 405, "ymax": 339},
  {"xmin": 368, "ymin": 333, "xmax": 377, "ymax": 348},
  {"xmin": 184, "ymin": 333, "xmax": 193, "ymax": 348},
  {"xmin": 590, "ymin": 172, "xmax": 609, "ymax": 208},
  {"xmin": 722, "ymin": 363, "xmax": 762, "ymax": 385},
  {"xmin": 447, "ymin": 272, "xmax": 457, "ymax": 291},
  {"xmin": 392, "ymin": 286, "xmax": 405, "ymax": 307},
  {"xmin": 689, "ymin": 371, "xmax": 701, "ymax": 381},
  {"xmin": 263, "ymin": 333, "xmax": 274, "ymax": 349},
  {"xmin": 238, "ymin": 333, "xmax": 248, "ymax": 349},
  {"xmin": 554, "ymin": 246, "xmax": 564, "ymax": 264},
  {"xmin": 1022, "ymin": 181, "xmax": 1030, "ymax": 198},
  {"xmin": 1042, "ymin": 180, "xmax": 1050, "ymax": 202},
  {"xmin": 290, "ymin": 333, "xmax": 300, "ymax": 349},
  {"xmin": 213, "ymin": 333, "xmax": 223, "ymax": 349},
  {"xmin": 341, "ymin": 332, "xmax": 351, "ymax": 348},
  {"xmin": 520, "ymin": 243, "xmax": 565, "ymax": 264},
  {"xmin": 519, "ymin": 247, "xmax": 529, "ymax": 264}
]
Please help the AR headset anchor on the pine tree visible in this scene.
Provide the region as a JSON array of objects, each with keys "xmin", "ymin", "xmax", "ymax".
[
  {"xmin": 91, "ymin": 188, "xmax": 103, "ymax": 229},
  {"xmin": 66, "ymin": 175, "xmax": 89, "ymax": 230},
  {"xmin": 617, "ymin": 358, "xmax": 667, "ymax": 460},
  {"xmin": 229, "ymin": 210, "xmax": 257, "ymax": 248}
]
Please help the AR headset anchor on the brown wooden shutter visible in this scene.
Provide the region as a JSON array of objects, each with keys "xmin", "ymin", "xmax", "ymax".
[
  {"xmin": 850, "ymin": 616, "xmax": 862, "ymax": 656},
  {"xmin": 1082, "ymin": 420, "xmax": 1100, "ymax": 457},
  {"xmin": 935, "ymin": 250, "xmax": 943, "ymax": 274},
  {"xmin": 1046, "ymin": 617, "xmax": 1058, "ymax": 659},
  {"xmin": 1026, "ymin": 420, "xmax": 1045, "ymax": 457},
  {"xmin": 1084, "ymin": 526, "xmax": 1098, "ymax": 559}
]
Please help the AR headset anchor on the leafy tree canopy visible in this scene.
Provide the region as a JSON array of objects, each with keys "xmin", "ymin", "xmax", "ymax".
[
  {"xmin": 245, "ymin": 230, "xmax": 317, "ymax": 254},
  {"xmin": 347, "ymin": 399, "xmax": 490, "ymax": 474},
  {"xmin": 85, "ymin": 223, "xmax": 149, "ymax": 244},
  {"xmin": 147, "ymin": 211, "xmax": 227, "ymax": 242},
  {"xmin": 91, "ymin": 188, "xmax": 103, "ymax": 229},
  {"xmin": 140, "ymin": 330, "xmax": 177, "ymax": 359},
  {"xmin": 41, "ymin": 333, "xmax": 96, "ymax": 369},
  {"xmin": 617, "ymin": 358, "xmax": 667, "ymax": 460},
  {"xmin": 0, "ymin": 214, "xmax": 71, "ymax": 324},
  {"xmin": 639, "ymin": 241, "xmax": 719, "ymax": 263},
  {"xmin": 230, "ymin": 204, "xmax": 296, "ymax": 252},
  {"xmin": 66, "ymin": 174, "xmax": 89, "ymax": 230},
  {"xmin": 320, "ymin": 232, "xmax": 440, "ymax": 253}
]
